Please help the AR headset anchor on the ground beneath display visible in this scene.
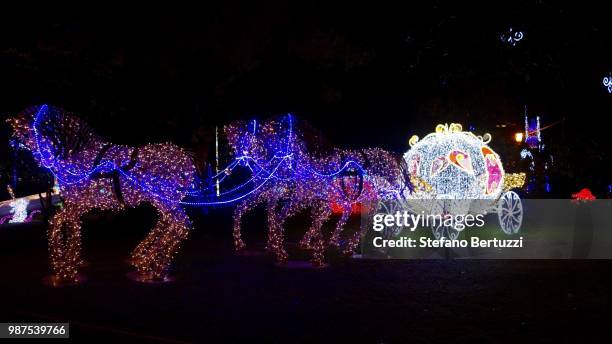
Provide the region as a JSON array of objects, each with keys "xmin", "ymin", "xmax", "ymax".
[{"xmin": 0, "ymin": 209, "xmax": 610, "ymax": 343}]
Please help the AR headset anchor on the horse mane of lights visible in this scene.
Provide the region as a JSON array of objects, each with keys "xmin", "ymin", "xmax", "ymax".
[{"xmin": 404, "ymin": 123, "xmax": 506, "ymax": 199}]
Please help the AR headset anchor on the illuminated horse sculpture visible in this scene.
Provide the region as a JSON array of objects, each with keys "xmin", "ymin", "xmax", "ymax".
[
  {"xmin": 224, "ymin": 115, "xmax": 406, "ymax": 266},
  {"xmin": 8, "ymin": 105, "xmax": 196, "ymax": 284}
]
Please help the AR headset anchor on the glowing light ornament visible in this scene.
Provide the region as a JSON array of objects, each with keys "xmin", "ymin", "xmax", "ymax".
[
  {"xmin": 604, "ymin": 74, "xmax": 612, "ymax": 93},
  {"xmin": 7, "ymin": 105, "xmax": 196, "ymax": 285},
  {"xmin": 500, "ymin": 28, "xmax": 524, "ymax": 46}
]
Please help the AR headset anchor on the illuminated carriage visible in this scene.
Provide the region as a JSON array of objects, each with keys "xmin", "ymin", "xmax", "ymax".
[{"xmin": 380, "ymin": 123, "xmax": 525, "ymax": 240}]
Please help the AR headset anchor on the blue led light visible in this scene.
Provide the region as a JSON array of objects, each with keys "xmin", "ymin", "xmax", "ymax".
[{"xmin": 31, "ymin": 106, "xmax": 369, "ymax": 207}]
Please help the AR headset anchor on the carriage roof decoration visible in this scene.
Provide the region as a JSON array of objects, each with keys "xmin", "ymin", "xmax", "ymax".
[{"xmin": 401, "ymin": 123, "xmax": 526, "ymax": 237}]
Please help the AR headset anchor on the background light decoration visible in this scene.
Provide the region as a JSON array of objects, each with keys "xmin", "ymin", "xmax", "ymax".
[
  {"xmin": 572, "ymin": 188, "xmax": 596, "ymax": 202},
  {"xmin": 503, "ymin": 172, "xmax": 526, "ymax": 190},
  {"xmin": 521, "ymin": 106, "xmax": 554, "ymax": 194},
  {"xmin": 222, "ymin": 115, "xmax": 406, "ymax": 265},
  {"xmin": 500, "ymin": 28, "xmax": 524, "ymax": 46},
  {"xmin": 404, "ymin": 123, "xmax": 505, "ymax": 199},
  {"xmin": 8, "ymin": 198, "xmax": 28, "ymax": 223},
  {"xmin": 604, "ymin": 74, "xmax": 612, "ymax": 93},
  {"xmin": 8, "ymin": 105, "xmax": 197, "ymax": 284},
  {"xmin": 520, "ymin": 148, "xmax": 533, "ymax": 160},
  {"xmin": 0, "ymin": 185, "xmax": 40, "ymax": 224},
  {"xmin": 514, "ymin": 132, "xmax": 524, "ymax": 143},
  {"xmin": 525, "ymin": 111, "xmax": 542, "ymax": 150}
]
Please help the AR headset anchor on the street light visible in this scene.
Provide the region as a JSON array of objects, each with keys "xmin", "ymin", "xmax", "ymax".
[{"xmin": 514, "ymin": 132, "xmax": 524, "ymax": 143}]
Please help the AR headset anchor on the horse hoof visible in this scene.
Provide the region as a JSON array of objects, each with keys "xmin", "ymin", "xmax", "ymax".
[
  {"xmin": 273, "ymin": 256, "xmax": 289, "ymax": 267},
  {"xmin": 234, "ymin": 242, "xmax": 246, "ymax": 251},
  {"xmin": 126, "ymin": 271, "xmax": 175, "ymax": 284},
  {"xmin": 299, "ymin": 241, "xmax": 312, "ymax": 250},
  {"xmin": 311, "ymin": 260, "xmax": 329, "ymax": 269},
  {"xmin": 41, "ymin": 273, "xmax": 86, "ymax": 287}
]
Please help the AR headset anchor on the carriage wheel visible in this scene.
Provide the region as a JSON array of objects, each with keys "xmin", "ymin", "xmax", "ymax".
[
  {"xmin": 497, "ymin": 191, "xmax": 523, "ymax": 234},
  {"xmin": 432, "ymin": 221, "xmax": 461, "ymax": 240},
  {"xmin": 430, "ymin": 199, "xmax": 462, "ymax": 240}
]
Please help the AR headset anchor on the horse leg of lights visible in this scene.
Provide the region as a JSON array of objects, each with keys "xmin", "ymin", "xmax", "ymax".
[
  {"xmin": 232, "ymin": 200, "xmax": 251, "ymax": 251},
  {"xmin": 298, "ymin": 202, "xmax": 320, "ymax": 249},
  {"xmin": 275, "ymin": 199, "xmax": 299, "ymax": 227},
  {"xmin": 233, "ymin": 193, "xmax": 267, "ymax": 252},
  {"xmin": 130, "ymin": 211, "xmax": 168, "ymax": 265},
  {"xmin": 131, "ymin": 202, "xmax": 190, "ymax": 279},
  {"xmin": 47, "ymin": 208, "xmax": 68, "ymax": 277},
  {"xmin": 147, "ymin": 206, "xmax": 191, "ymax": 278},
  {"xmin": 343, "ymin": 213, "xmax": 368, "ymax": 256},
  {"xmin": 299, "ymin": 226, "xmax": 315, "ymax": 249},
  {"xmin": 267, "ymin": 197, "xmax": 288, "ymax": 264},
  {"xmin": 308, "ymin": 201, "xmax": 332, "ymax": 267},
  {"xmin": 299, "ymin": 201, "xmax": 337, "ymax": 250},
  {"xmin": 232, "ymin": 190, "xmax": 287, "ymax": 255},
  {"xmin": 329, "ymin": 202, "xmax": 352, "ymax": 248},
  {"xmin": 272, "ymin": 199, "xmax": 305, "ymax": 263},
  {"xmin": 47, "ymin": 205, "xmax": 85, "ymax": 282}
]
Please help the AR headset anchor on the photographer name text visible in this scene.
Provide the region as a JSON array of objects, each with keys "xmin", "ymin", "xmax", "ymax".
[{"xmin": 372, "ymin": 236, "xmax": 524, "ymax": 248}]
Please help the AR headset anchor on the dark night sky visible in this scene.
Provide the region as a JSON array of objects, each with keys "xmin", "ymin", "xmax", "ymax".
[{"xmin": 1, "ymin": 2, "xmax": 611, "ymax": 195}]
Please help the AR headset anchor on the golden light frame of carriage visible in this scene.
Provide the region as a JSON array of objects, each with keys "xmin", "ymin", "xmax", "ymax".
[{"xmin": 378, "ymin": 123, "xmax": 526, "ymax": 240}]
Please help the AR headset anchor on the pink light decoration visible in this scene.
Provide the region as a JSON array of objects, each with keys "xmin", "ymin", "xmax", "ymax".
[
  {"xmin": 482, "ymin": 147, "xmax": 503, "ymax": 195},
  {"xmin": 430, "ymin": 156, "xmax": 449, "ymax": 177},
  {"xmin": 448, "ymin": 150, "xmax": 474, "ymax": 174}
]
